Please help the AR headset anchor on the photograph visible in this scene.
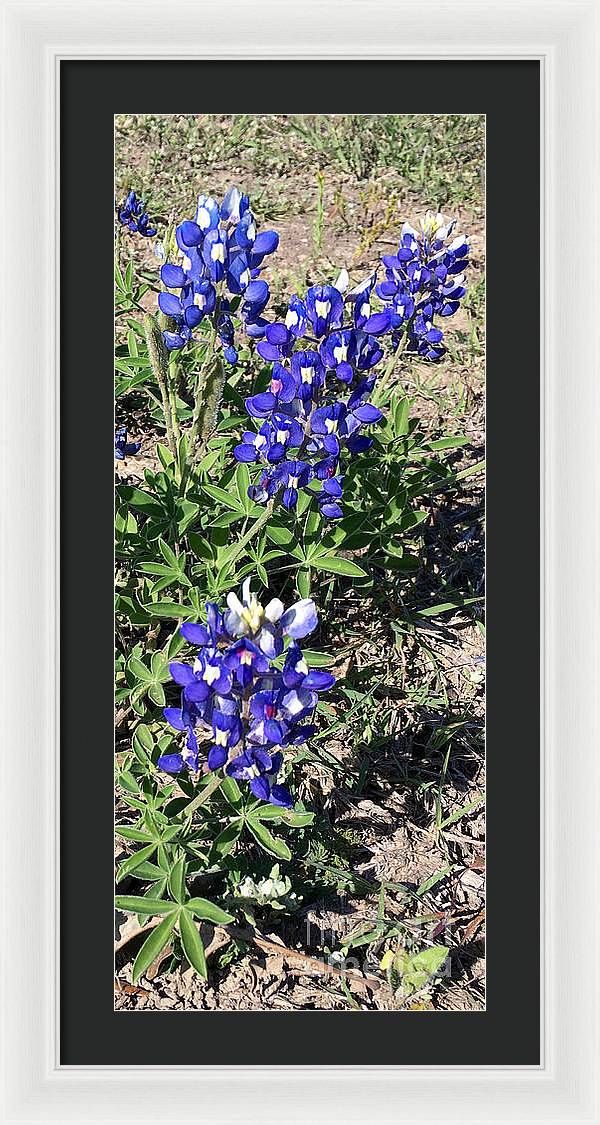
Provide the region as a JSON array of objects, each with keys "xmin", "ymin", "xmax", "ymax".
[{"xmin": 114, "ymin": 112, "xmax": 486, "ymax": 1013}]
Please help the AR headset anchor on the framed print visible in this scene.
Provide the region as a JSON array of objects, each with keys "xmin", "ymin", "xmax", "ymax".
[{"xmin": 2, "ymin": 2, "xmax": 599, "ymax": 1123}]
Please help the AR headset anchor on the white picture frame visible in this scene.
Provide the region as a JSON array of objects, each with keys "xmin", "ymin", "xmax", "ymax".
[{"xmin": 2, "ymin": 1, "xmax": 599, "ymax": 1121}]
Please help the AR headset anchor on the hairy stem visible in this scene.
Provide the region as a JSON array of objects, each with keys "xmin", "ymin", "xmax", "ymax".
[
  {"xmin": 224, "ymin": 499, "xmax": 276, "ymax": 571},
  {"xmin": 144, "ymin": 314, "xmax": 178, "ymax": 459},
  {"xmin": 184, "ymin": 770, "xmax": 224, "ymax": 817}
]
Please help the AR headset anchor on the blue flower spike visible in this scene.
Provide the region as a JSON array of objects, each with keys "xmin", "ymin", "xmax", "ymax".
[
  {"xmin": 158, "ymin": 580, "xmax": 334, "ymax": 809},
  {"xmin": 114, "ymin": 426, "xmax": 141, "ymax": 460},
  {"xmin": 236, "ymin": 212, "xmax": 467, "ymax": 520},
  {"xmin": 156, "ymin": 186, "xmax": 280, "ymax": 360},
  {"xmin": 117, "ymin": 190, "xmax": 157, "ymax": 237}
]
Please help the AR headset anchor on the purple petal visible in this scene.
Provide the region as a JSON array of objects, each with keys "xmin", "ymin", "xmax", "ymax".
[
  {"xmin": 249, "ymin": 775, "xmax": 270, "ymax": 802},
  {"xmin": 157, "ymin": 753, "xmax": 185, "ymax": 774},
  {"xmin": 281, "ymin": 599, "xmax": 318, "ymax": 640},
  {"xmin": 169, "ymin": 661, "xmax": 196, "ymax": 685},
  {"xmin": 352, "ymin": 404, "xmax": 383, "ymax": 424},
  {"xmin": 163, "ymin": 707, "xmax": 186, "ymax": 731},
  {"xmin": 207, "ymin": 745, "xmax": 228, "ymax": 770},
  {"xmin": 180, "ymin": 622, "xmax": 210, "ymax": 645}
]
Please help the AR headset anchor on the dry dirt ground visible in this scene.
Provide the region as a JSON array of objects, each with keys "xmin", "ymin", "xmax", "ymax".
[{"xmin": 115, "ymin": 114, "xmax": 485, "ymax": 1012}]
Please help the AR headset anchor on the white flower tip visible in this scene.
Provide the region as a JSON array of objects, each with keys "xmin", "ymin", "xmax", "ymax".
[
  {"xmin": 227, "ymin": 591, "xmax": 245, "ymax": 617},
  {"xmin": 264, "ymin": 598, "xmax": 284, "ymax": 623},
  {"xmin": 334, "ymin": 268, "xmax": 349, "ymax": 293}
]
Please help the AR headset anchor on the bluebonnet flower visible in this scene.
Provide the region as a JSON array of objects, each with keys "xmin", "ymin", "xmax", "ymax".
[
  {"xmin": 277, "ymin": 459, "xmax": 312, "ymax": 511},
  {"xmin": 377, "ymin": 211, "xmax": 469, "ymax": 358},
  {"xmin": 310, "ymin": 399, "xmax": 382, "ymax": 457},
  {"xmin": 290, "ymin": 351, "xmax": 325, "ymax": 402},
  {"xmin": 235, "ymin": 213, "xmax": 467, "ymax": 519},
  {"xmin": 114, "ymin": 426, "xmax": 140, "ymax": 459},
  {"xmin": 245, "ymin": 363, "xmax": 298, "ymax": 418},
  {"xmin": 158, "ymin": 277, "xmax": 217, "ymax": 350},
  {"xmin": 158, "ymin": 581, "xmax": 333, "ymax": 809},
  {"xmin": 117, "ymin": 190, "xmax": 157, "ymax": 237},
  {"xmin": 305, "ymin": 284, "xmax": 344, "ymax": 338},
  {"xmin": 256, "ymin": 322, "xmax": 296, "ymax": 363},
  {"xmin": 317, "ymin": 475, "xmax": 344, "ymax": 520},
  {"xmin": 234, "ymin": 413, "xmax": 304, "ymax": 465},
  {"xmin": 157, "ymin": 187, "xmax": 279, "ymax": 356},
  {"xmin": 235, "ymin": 275, "xmax": 386, "ymax": 518}
]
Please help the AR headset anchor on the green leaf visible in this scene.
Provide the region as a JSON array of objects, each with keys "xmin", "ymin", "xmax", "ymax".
[
  {"xmin": 185, "ymin": 897, "xmax": 235, "ymax": 925},
  {"xmin": 311, "ymin": 555, "xmax": 368, "ymax": 578},
  {"xmin": 296, "ymin": 567, "xmax": 311, "ymax": 598},
  {"xmin": 147, "ymin": 681, "xmax": 166, "ymax": 707},
  {"xmin": 416, "ymin": 866, "xmax": 453, "ymax": 896},
  {"xmin": 235, "ymin": 463, "xmax": 251, "ymax": 507},
  {"xmin": 127, "ymin": 656, "xmax": 152, "ymax": 682},
  {"xmin": 177, "ymin": 433, "xmax": 188, "ymax": 478},
  {"xmin": 440, "ymin": 795, "xmax": 484, "ymax": 830},
  {"xmin": 158, "ymin": 538, "xmax": 178, "ymax": 569},
  {"xmin": 115, "ymin": 895, "xmax": 175, "ymax": 916},
  {"xmin": 118, "ymin": 485, "xmax": 163, "ymax": 517},
  {"xmin": 300, "ymin": 650, "xmax": 335, "ymax": 667},
  {"xmin": 418, "ymin": 596, "xmax": 482, "ymax": 618},
  {"xmin": 253, "ymin": 805, "xmax": 314, "ymax": 828},
  {"xmin": 393, "ymin": 396, "xmax": 410, "ymax": 436},
  {"xmin": 132, "ymin": 723, "xmax": 154, "ymax": 755},
  {"xmin": 116, "ymin": 826, "xmax": 153, "ymax": 843},
  {"xmin": 128, "ymin": 861, "xmax": 164, "ymax": 881},
  {"xmin": 157, "ymin": 443, "xmax": 175, "ymax": 470},
  {"xmin": 132, "ymin": 911, "xmax": 179, "ymax": 982},
  {"xmin": 203, "ymin": 483, "xmax": 243, "ymax": 512},
  {"xmin": 188, "ymin": 533, "xmax": 214, "ymax": 561},
  {"xmin": 220, "ymin": 776, "xmax": 242, "ymax": 807},
  {"xmin": 116, "ymin": 842, "xmax": 157, "ymax": 881},
  {"xmin": 427, "ymin": 436, "xmax": 469, "ymax": 450},
  {"xmin": 177, "ymin": 500, "xmax": 201, "ymax": 536},
  {"xmin": 413, "ymin": 945, "xmax": 449, "ymax": 973},
  {"xmin": 209, "ymin": 819, "xmax": 243, "ymax": 859},
  {"xmin": 115, "ymin": 505, "xmax": 138, "ymax": 536},
  {"xmin": 168, "ymin": 855, "xmax": 187, "ymax": 904},
  {"xmin": 265, "ymin": 525, "xmax": 296, "ymax": 547},
  {"xmin": 150, "ymin": 650, "xmax": 169, "ymax": 679},
  {"xmin": 280, "ymin": 809, "xmax": 315, "ymax": 828},
  {"xmin": 246, "ymin": 818, "xmax": 291, "ymax": 860},
  {"xmin": 142, "ymin": 601, "xmax": 194, "ymax": 619},
  {"xmin": 139, "ymin": 562, "xmax": 178, "ymax": 578},
  {"xmin": 178, "ymin": 908, "xmax": 207, "ymax": 977}
]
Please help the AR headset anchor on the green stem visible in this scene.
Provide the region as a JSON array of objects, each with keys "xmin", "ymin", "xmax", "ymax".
[
  {"xmin": 184, "ymin": 771, "xmax": 223, "ymax": 817},
  {"xmin": 144, "ymin": 313, "xmax": 177, "ymax": 459},
  {"xmin": 179, "ymin": 312, "xmax": 222, "ymax": 492},
  {"xmin": 188, "ymin": 328, "xmax": 217, "ymax": 451},
  {"xmin": 168, "ymin": 356, "xmax": 181, "ymax": 443},
  {"xmin": 224, "ymin": 499, "xmax": 275, "ymax": 570}
]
